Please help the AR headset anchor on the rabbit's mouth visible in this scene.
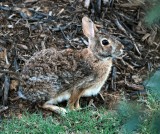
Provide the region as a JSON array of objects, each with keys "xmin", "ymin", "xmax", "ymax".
[
  {"xmin": 97, "ymin": 49, "xmax": 123, "ymax": 60},
  {"xmin": 97, "ymin": 53, "xmax": 112, "ymax": 59}
]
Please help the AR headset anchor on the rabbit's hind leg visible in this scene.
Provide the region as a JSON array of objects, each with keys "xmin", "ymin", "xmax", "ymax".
[
  {"xmin": 75, "ymin": 99, "xmax": 81, "ymax": 109},
  {"xmin": 42, "ymin": 100, "xmax": 67, "ymax": 115},
  {"xmin": 42, "ymin": 91, "xmax": 71, "ymax": 114}
]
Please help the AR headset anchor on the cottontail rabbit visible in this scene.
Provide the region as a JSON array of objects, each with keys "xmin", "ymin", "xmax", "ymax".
[{"xmin": 20, "ymin": 16, "xmax": 123, "ymax": 114}]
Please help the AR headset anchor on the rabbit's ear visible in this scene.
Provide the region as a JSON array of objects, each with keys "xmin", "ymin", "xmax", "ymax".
[{"xmin": 82, "ymin": 16, "xmax": 95, "ymax": 38}]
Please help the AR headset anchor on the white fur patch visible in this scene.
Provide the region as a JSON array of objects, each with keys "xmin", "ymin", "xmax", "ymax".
[
  {"xmin": 47, "ymin": 91, "xmax": 71, "ymax": 104},
  {"xmin": 56, "ymin": 92, "xmax": 71, "ymax": 103},
  {"xmin": 82, "ymin": 82, "xmax": 103, "ymax": 97}
]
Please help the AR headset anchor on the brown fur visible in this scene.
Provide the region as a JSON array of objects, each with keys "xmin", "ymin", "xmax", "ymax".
[{"xmin": 19, "ymin": 17, "xmax": 123, "ymax": 114}]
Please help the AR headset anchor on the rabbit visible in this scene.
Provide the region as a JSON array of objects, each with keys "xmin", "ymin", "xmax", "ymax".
[{"xmin": 20, "ymin": 16, "xmax": 124, "ymax": 115}]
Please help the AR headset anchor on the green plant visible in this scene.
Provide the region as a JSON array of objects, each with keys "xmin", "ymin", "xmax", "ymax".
[{"xmin": 145, "ymin": 0, "xmax": 160, "ymax": 25}]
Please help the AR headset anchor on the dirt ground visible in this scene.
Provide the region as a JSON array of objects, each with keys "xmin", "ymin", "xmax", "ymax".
[{"xmin": 0, "ymin": 0, "xmax": 160, "ymax": 117}]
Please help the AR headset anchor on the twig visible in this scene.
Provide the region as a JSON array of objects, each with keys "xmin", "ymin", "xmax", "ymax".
[
  {"xmin": 0, "ymin": 106, "xmax": 8, "ymax": 113},
  {"xmin": 111, "ymin": 66, "xmax": 117, "ymax": 91},
  {"xmin": 96, "ymin": 0, "xmax": 102, "ymax": 17},
  {"xmin": 80, "ymin": 37, "xmax": 89, "ymax": 46},
  {"xmin": 125, "ymin": 81, "xmax": 145, "ymax": 90},
  {"xmin": 60, "ymin": 27, "xmax": 70, "ymax": 41},
  {"xmin": 114, "ymin": 19, "xmax": 128, "ymax": 36},
  {"xmin": 3, "ymin": 75, "xmax": 10, "ymax": 106},
  {"xmin": 50, "ymin": 23, "xmax": 72, "ymax": 32},
  {"xmin": 99, "ymin": 93, "xmax": 105, "ymax": 102},
  {"xmin": 114, "ymin": 18, "xmax": 141, "ymax": 55},
  {"xmin": 128, "ymin": 34, "xmax": 141, "ymax": 55}
]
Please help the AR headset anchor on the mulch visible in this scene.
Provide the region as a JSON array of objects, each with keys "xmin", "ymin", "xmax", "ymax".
[{"xmin": 0, "ymin": 0, "xmax": 160, "ymax": 118}]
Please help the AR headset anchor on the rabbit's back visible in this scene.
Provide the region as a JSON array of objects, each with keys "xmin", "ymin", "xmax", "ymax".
[{"xmin": 21, "ymin": 48, "xmax": 94, "ymax": 102}]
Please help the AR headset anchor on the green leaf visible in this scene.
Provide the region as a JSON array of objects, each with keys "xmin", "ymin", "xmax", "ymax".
[
  {"xmin": 144, "ymin": 69, "xmax": 160, "ymax": 101},
  {"xmin": 145, "ymin": 3, "xmax": 160, "ymax": 25}
]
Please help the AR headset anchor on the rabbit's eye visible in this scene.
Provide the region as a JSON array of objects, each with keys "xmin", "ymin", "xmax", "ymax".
[{"xmin": 102, "ymin": 39, "xmax": 109, "ymax": 46}]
